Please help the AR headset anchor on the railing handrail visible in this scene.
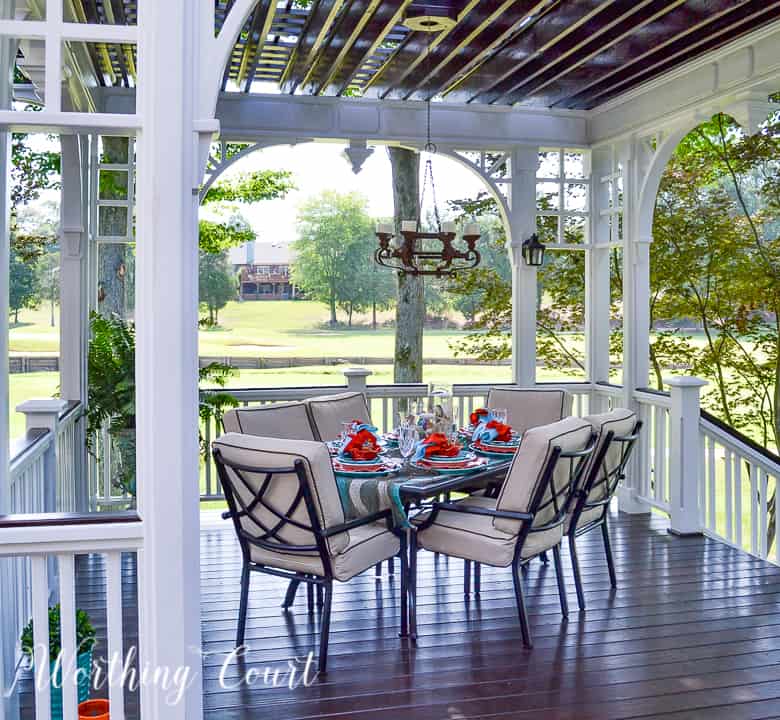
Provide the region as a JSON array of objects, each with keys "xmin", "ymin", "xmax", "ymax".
[
  {"xmin": 0, "ymin": 513, "xmax": 144, "ymax": 556},
  {"xmin": 9, "ymin": 428, "xmax": 51, "ymax": 480},
  {"xmin": 200, "ymin": 382, "xmax": 430, "ymax": 401},
  {"xmin": 700, "ymin": 409, "xmax": 780, "ymax": 474}
]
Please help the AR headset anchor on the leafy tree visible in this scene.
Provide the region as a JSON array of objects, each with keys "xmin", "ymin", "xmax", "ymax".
[
  {"xmin": 198, "ymin": 213, "xmax": 255, "ymax": 254},
  {"xmin": 9, "ymin": 251, "xmax": 39, "ymax": 324},
  {"xmin": 291, "ymin": 190, "xmax": 378, "ymax": 326},
  {"xmin": 10, "ymin": 133, "xmax": 60, "ymax": 262},
  {"xmin": 199, "ymin": 251, "xmax": 237, "ymax": 327},
  {"xmin": 202, "ymin": 169, "xmax": 294, "ymax": 205}
]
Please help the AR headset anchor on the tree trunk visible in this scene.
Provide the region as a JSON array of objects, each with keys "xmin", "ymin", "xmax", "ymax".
[
  {"xmin": 372, "ymin": 301, "xmax": 377, "ymax": 330},
  {"xmin": 329, "ymin": 291, "xmax": 337, "ymax": 326},
  {"xmin": 348, "ymin": 303, "xmax": 353, "ymax": 328},
  {"xmin": 97, "ymin": 137, "xmax": 130, "ymax": 319},
  {"xmin": 388, "ymin": 147, "xmax": 424, "ymax": 384}
]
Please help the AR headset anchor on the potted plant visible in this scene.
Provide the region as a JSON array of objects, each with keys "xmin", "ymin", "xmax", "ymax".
[
  {"xmin": 21, "ymin": 605, "xmax": 96, "ymax": 720},
  {"xmin": 78, "ymin": 699, "xmax": 110, "ymax": 719}
]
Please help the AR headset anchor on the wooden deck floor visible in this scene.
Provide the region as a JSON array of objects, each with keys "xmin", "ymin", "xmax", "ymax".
[{"xmin": 20, "ymin": 510, "xmax": 780, "ymax": 719}]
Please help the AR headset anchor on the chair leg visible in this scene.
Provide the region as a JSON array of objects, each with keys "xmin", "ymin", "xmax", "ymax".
[
  {"xmin": 281, "ymin": 579, "xmax": 300, "ymax": 610},
  {"xmin": 511, "ymin": 560, "xmax": 533, "ymax": 648},
  {"xmin": 602, "ymin": 520, "xmax": 617, "ymax": 588},
  {"xmin": 568, "ymin": 535, "xmax": 586, "ymax": 611},
  {"xmin": 552, "ymin": 545, "xmax": 569, "ymax": 619},
  {"xmin": 375, "ymin": 561, "xmax": 382, "ymax": 577},
  {"xmin": 540, "ymin": 550, "xmax": 549, "ymax": 564},
  {"xmin": 409, "ymin": 532, "xmax": 419, "ymax": 640},
  {"xmin": 463, "ymin": 559, "xmax": 471, "ymax": 595},
  {"xmin": 318, "ymin": 581, "xmax": 333, "ymax": 672},
  {"xmin": 399, "ymin": 538, "xmax": 409, "ymax": 638},
  {"xmin": 236, "ymin": 563, "xmax": 250, "ymax": 647},
  {"xmin": 388, "ymin": 556, "xmax": 395, "ymax": 575},
  {"xmin": 307, "ymin": 580, "xmax": 314, "ymax": 614},
  {"xmin": 317, "ymin": 583, "xmax": 324, "ymax": 609},
  {"xmin": 474, "ymin": 562, "xmax": 481, "ymax": 595}
]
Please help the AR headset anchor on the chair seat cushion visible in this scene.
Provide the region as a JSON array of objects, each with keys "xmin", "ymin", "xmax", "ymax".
[
  {"xmin": 249, "ymin": 521, "xmax": 399, "ymax": 582},
  {"xmin": 413, "ymin": 496, "xmax": 518, "ymax": 568}
]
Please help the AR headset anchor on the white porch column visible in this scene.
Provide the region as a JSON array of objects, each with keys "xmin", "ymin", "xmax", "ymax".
[
  {"xmin": 59, "ymin": 134, "xmax": 90, "ymax": 404},
  {"xmin": 586, "ymin": 147, "xmax": 613, "ymax": 411},
  {"xmin": 0, "ymin": 6, "xmax": 14, "ymax": 718},
  {"xmin": 618, "ymin": 138, "xmax": 652, "ymax": 514},
  {"xmin": 666, "ymin": 377, "xmax": 707, "ymax": 536},
  {"xmin": 135, "ymin": 2, "xmax": 205, "ymax": 718},
  {"xmin": 509, "ymin": 145, "xmax": 538, "ymax": 387}
]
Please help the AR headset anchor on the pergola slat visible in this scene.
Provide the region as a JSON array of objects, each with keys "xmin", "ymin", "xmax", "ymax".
[{"xmin": 553, "ymin": 0, "xmax": 780, "ymax": 109}]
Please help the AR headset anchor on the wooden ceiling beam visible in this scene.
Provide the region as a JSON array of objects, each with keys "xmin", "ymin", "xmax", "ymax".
[
  {"xmin": 281, "ymin": 0, "xmax": 347, "ymax": 93},
  {"xmin": 332, "ymin": 0, "xmax": 412, "ymax": 96},
  {"xmin": 366, "ymin": 0, "xmax": 483, "ymax": 99},
  {"xmin": 304, "ymin": 0, "xmax": 384, "ymax": 95},
  {"xmin": 442, "ymin": 0, "xmax": 616, "ymax": 102},
  {"xmin": 437, "ymin": 0, "xmax": 602, "ymax": 102},
  {"xmin": 237, "ymin": 0, "xmax": 276, "ymax": 93},
  {"xmin": 485, "ymin": 0, "xmax": 690, "ymax": 105},
  {"xmin": 560, "ymin": 0, "xmax": 780, "ymax": 109}
]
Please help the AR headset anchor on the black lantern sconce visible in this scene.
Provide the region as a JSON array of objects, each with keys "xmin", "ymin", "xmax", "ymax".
[{"xmin": 521, "ymin": 233, "xmax": 546, "ymax": 267}]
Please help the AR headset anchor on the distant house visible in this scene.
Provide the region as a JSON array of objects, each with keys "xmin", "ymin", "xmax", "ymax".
[{"xmin": 228, "ymin": 241, "xmax": 296, "ymax": 301}]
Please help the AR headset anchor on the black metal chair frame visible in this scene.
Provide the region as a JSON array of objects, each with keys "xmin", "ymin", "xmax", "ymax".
[
  {"xmin": 212, "ymin": 448, "xmax": 408, "ymax": 672},
  {"xmin": 564, "ymin": 421, "xmax": 643, "ymax": 610},
  {"xmin": 408, "ymin": 435, "xmax": 595, "ymax": 647}
]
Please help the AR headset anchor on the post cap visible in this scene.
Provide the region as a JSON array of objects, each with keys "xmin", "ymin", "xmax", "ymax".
[
  {"xmin": 15, "ymin": 399, "xmax": 70, "ymax": 415},
  {"xmin": 663, "ymin": 376, "xmax": 708, "ymax": 389},
  {"xmin": 343, "ymin": 367, "xmax": 372, "ymax": 378}
]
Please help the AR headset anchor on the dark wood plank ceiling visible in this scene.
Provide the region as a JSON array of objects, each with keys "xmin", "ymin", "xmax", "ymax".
[{"xmin": 70, "ymin": 0, "xmax": 780, "ymax": 109}]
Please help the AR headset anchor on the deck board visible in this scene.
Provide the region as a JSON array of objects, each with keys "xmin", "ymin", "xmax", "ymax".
[{"xmin": 18, "ymin": 511, "xmax": 780, "ymax": 719}]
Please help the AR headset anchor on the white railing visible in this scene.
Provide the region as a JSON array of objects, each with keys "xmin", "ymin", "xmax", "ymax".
[
  {"xmin": 0, "ymin": 514, "xmax": 143, "ymax": 720},
  {"xmin": 633, "ymin": 388, "xmax": 673, "ymax": 513},
  {"xmin": 88, "ymin": 426, "xmax": 134, "ymax": 511},
  {"xmin": 700, "ymin": 413, "xmax": 780, "ymax": 562},
  {"xmin": 198, "ymin": 373, "xmax": 597, "ymax": 502}
]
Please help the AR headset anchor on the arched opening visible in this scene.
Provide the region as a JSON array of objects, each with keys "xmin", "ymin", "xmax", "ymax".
[{"xmin": 650, "ymin": 106, "xmax": 780, "ymax": 552}]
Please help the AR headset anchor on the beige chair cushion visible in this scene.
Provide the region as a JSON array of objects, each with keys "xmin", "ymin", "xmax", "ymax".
[
  {"xmin": 212, "ymin": 433, "xmax": 348, "ymax": 556},
  {"xmin": 564, "ymin": 506, "xmax": 602, "ymax": 534},
  {"xmin": 222, "ymin": 402, "xmax": 316, "ymax": 441},
  {"xmin": 414, "ymin": 496, "xmax": 518, "ymax": 567},
  {"xmin": 581, "ymin": 409, "xmax": 638, "ymax": 503},
  {"xmin": 306, "ymin": 391, "xmax": 372, "ymax": 441},
  {"xmin": 249, "ymin": 521, "xmax": 399, "ymax": 582},
  {"xmin": 486, "ymin": 387, "xmax": 573, "ymax": 435},
  {"xmin": 494, "ymin": 417, "xmax": 593, "ymax": 535}
]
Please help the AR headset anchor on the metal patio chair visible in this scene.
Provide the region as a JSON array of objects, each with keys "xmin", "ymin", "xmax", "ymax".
[
  {"xmin": 410, "ymin": 417, "xmax": 596, "ymax": 647},
  {"xmin": 565, "ymin": 409, "xmax": 642, "ymax": 610},
  {"xmin": 212, "ymin": 433, "xmax": 406, "ymax": 672}
]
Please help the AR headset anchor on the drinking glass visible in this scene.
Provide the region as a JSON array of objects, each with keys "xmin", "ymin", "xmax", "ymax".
[
  {"xmin": 398, "ymin": 422, "xmax": 418, "ymax": 470},
  {"xmin": 491, "ymin": 408, "xmax": 508, "ymax": 425},
  {"xmin": 340, "ymin": 420, "xmax": 354, "ymax": 444}
]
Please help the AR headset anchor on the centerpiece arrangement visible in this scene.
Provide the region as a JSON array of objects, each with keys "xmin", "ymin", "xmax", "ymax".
[{"xmin": 331, "ymin": 421, "xmax": 401, "ymax": 477}]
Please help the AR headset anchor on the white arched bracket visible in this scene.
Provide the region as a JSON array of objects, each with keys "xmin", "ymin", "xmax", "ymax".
[{"xmin": 722, "ymin": 90, "xmax": 778, "ymax": 136}]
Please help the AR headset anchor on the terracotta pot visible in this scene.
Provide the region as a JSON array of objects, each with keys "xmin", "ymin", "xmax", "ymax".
[{"xmin": 78, "ymin": 699, "xmax": 109, "ymax": 719}]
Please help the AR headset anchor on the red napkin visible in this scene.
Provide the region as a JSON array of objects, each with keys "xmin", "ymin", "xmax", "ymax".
[
  {"xmin": 343, "ymin": 428, "xmax": 381, "ymax": 460},
  {"xmin": 469, "ymin": 408, "xmax": 490, "ymax": 427},
  {"xmin": 421, "ymin": 433, "xmax": 460, "ymax": 458},
  {"xmin": 483, "ymin": 420, "xmax": 513, "ymax": 443}
]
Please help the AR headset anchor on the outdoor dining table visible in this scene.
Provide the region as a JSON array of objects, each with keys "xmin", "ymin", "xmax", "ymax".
[{"xmin": 333, "ymin": 446, "xmax": 515, "ymax": 639}]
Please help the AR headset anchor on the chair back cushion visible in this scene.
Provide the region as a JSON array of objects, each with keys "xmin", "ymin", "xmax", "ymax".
[
  {"xmin": 212, "ymin": 433, "xmax": 348, "ymax": 556},
  {"xmin": 222, "ymin": 402, "xmax": 316, "ymax": 441},
  {"xmin": 581, "ymin": 408, "xmax": 638, "ymax": 505},
  {"xmin": 494, "ymin": 416, "xmax": 592, "ymax": 535},
  {"xmin": 486, "ymin": 387, "xmax": 572, "ymax": 434},
  {"xmin": 306, "ymin": 391, "xmax": 372, "ymax": 441}
]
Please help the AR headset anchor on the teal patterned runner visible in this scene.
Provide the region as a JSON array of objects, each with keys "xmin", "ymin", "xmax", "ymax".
[{"xmin": 335, "ymin": 475, "xmax": 409, "ymax": 528}]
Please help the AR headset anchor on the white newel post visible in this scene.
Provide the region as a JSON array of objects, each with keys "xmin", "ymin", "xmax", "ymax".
[
  {"xmin": 135, "ymin": 2, "xmax": 207, "ymax": 718},
  {"xmin": 344, "ymin": 367, "xmax": 372, "ymax": 391},
  {"xmin": 508, "ymin": 145, "xmax": 538, "ymax": 387},
  {"xmin": 666, "ymin": 377, "xmax": 707, "ymax": 536},
  {"xmin": 16, "ymin": 399, "xmax": 70, "ymax": 514}
]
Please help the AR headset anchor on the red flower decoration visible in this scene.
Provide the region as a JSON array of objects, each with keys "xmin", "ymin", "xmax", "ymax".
[
  {"xmin": 485, "ymin": 419, "xmax": 512, "ymax": 442},
  {"xmin": 422, "ymin": 433, "xmax": 460, "ymax": 458},
  {"xmin": 469, "ymin": 408, "xmax": 490, "ymax": 427},
  {"xmin": 343, "ymin": 428, "xmax": 381, "ymax": 460}
]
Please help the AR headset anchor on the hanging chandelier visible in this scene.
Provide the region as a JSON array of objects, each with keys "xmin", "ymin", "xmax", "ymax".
[{"xmin": 374, "ymin": 16, "xmax": 481, "ymax": 278}]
